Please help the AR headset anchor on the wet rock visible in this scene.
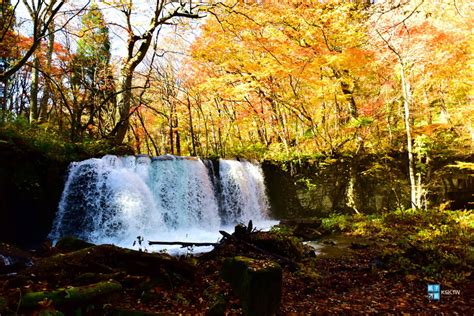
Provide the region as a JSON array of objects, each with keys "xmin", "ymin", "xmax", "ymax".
[
  {"xmin": 222, "ymin": 256, "xmax": 282, "ymax": 316},
  {"xmin": 0, "ymin": 242, "xmax": 32, "ymax": 274},
  {"xmin": 0, "ymin": 242, "xmax": 31, "ymax": 260}
]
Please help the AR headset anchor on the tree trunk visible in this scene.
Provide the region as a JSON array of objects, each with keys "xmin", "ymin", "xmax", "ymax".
[
  {"xmin": 176, "ymin": 130, "xmax": 181, "ymax": 156},
  {"xmin": 187, "ymin": 96, "xmax": 196, "ymax": 156},
  {"xmin": 169, "ymin": 108, "xmax": 174, "ymax": 155},
  {"xmin": 400, "ymin": 66, "xmax": 418, "ymax": 209},
  {"xmin": 29, "ymin": 57, "xmax": 39, "ymax": 123},
  {"xmin": 110, "ymin": 1, "xmax": 202, "ymax": 145},
  {"xmin": 0, "ymin": 76, "xmax": 7, "ymax": 120},
  {"xmin": 114, "ymin": 69, "xmax": 133, "ymax": 144},
  {"xmin": 38, "ymin": 24, "xmax": 55, "ymax": 123},
  {"xmin": 340, "ymin": 81, "xmax": 358, "ymax": 119}
]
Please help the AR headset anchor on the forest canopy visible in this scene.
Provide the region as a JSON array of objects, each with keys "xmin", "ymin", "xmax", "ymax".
[{"xmin": 0, "ymin": 0, "xmax": 472, "ymax": 159}]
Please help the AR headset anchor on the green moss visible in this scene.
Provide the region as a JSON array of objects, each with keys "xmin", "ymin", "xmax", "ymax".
[
  {"xmin": 222, "ymin": 256, "xmax": 282, "ymax": 316},
  {"xmin": 20, "ymin": 280, "xmax": 122, "ymax": 309},
  {"xmin": 321, "ymin": 213, "xmax": 351, "ymax": 233}
]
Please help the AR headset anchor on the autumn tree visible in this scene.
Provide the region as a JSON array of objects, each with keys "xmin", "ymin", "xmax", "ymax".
[
  {"xmin": 0, "ymin": 0, "xmax": 66, "ymax": 82},
  {"xmin": 0, "ymin": 1, "xmax": 92, "ymax": 124},
  {"xmin": 0, "ymin": 0, "xmax": 16, "ymax": 115},
  {"xmin": 24, "ymin": 1, "xmax": 57, "ymax": 123},
  {"xmin": 108, "ymin": 0, "xmax": 206, "ymax": 145},
  {"xmin": 183, "ymin": 1, "xmax": 377, "ymax": 157},
  {"xmin": 369, "ymin": 0, "xmax": 472, "ymax": 208}
]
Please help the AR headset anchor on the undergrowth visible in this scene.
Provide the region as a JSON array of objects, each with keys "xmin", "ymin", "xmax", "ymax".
[
  {"xmin": 320, "ymin": 208, "xmax": 473, "ymax": 281},
  {"xmin": 0, "ymin": 119, "xmax": 132, "ymax": 162}
]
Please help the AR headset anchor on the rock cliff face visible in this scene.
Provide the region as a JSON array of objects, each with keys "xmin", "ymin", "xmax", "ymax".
[
  {"xmin": 262, "ymin": 154, "xmax": 474, "ymax": 218},
  {"xmin": 0, "ymin": 141, "xmax": 68, "ymax": 247}
]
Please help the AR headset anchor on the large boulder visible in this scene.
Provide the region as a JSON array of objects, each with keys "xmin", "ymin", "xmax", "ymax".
[{"xmin": 222, "ymin": 256, "xmax": 282, "ymax": 316}]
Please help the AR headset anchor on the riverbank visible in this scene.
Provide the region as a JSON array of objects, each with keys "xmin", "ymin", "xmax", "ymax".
[{"xmin": 1, "ymin": 212, "xmax": 472, "ymax": 314}]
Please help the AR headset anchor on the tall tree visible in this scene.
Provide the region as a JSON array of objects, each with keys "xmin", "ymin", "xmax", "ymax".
[
  {"xmin": 108, "ymin": 0, "xmax": 203, "ymax": 144},
  {"xmin": 72, "ymin": 2, "xmax": 114, "ymax": 138},
  {"xmin": 0, "ymin": 0, "xmax": 16, "ymax": 116}
]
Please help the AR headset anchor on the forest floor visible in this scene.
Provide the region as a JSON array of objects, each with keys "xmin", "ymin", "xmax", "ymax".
[
  {"xmin": 0, "ymin": 215, "xmax": 472, "ymax": 315},
  {"xmin": 281, "ymin": 243, "xmax": 473, "ymax": 314}
]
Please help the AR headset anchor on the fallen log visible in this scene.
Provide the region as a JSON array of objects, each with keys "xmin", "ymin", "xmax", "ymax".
[
  {"xmin": 148, "ymin": 241, "xmax": 219, "ymax": 247},
  {"xmin": 19, "ymin": 280, "xmax": 122, "ymax": 309},
  {"xmin": 28, "ymin": 244, "xmax": 195, "ymax": 279}
]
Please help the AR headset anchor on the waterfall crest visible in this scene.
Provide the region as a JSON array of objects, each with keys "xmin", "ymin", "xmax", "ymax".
[{"xmin": 49, "ymin": 156, "xmax": 270, "ymax": 246}]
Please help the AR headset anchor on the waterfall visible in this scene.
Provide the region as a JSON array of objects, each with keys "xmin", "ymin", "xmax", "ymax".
[
  {"xmin": 49, "ymin": 155, "xmax": 271, "ymax": 247},
  {"xmin": 219, "ymin": 160, "xmax": 269, "ymax": 224}
]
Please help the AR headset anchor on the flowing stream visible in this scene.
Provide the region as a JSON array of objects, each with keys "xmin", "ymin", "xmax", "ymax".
[{"xmin": 49, "ymin": 155, "xmax": 275, "ymax": 251}]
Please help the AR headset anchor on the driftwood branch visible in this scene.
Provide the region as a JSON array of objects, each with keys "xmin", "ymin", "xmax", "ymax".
[
  {"xmin": 219, "ymin": 230, "xmax": 297, "ymax": 268},
  {"xmin": 148, "ymin": 241, "xmax": 219, "ymax": 247}
]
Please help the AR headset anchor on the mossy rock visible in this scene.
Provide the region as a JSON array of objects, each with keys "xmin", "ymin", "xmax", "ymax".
[
  {"xmin": 55, "ymin": 236, "xmax": 94, "ymax": 253},
  {"xmin": 222, "ymin": 256, "xmax": 282, "ymax": 316}
]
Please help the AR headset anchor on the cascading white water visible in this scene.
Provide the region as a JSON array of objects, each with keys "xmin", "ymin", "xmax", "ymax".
[
  {"xmin": 49, "ymin": 155, "xmax": 273, "ymax": 249},
  {"xmin": 219, "ymin": 160, "xmax": 269, "ymax": 224},
  {"xmin": 48, "ymin": 155, "xmax": 165, "ymax": 245},
  {"xmin": 148, "ymin": 156, "xmax": 220, "ymax": 230}
]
